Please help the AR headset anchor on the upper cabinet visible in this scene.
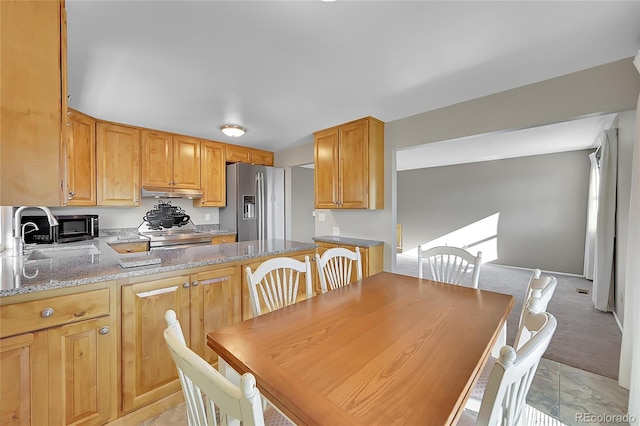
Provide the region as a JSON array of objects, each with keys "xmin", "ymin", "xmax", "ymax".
[
  {"xmin": 0, "ymin": 0, "xmax": 67, "ymax": 206},
  {"xmin": 96, "ymin": 122, "xmax": 141, "ymax": 206},
  {"xmin": 66, "ymin": 109, "xmax": 96, "ymax": 206},
  {"xmin": 314, "ymin": 117, "xmax": 384, "ymax": 209},
  {"xmin": 142, "ymin": 131, "xmax": 201, "ymax": 190},
  {"xmin": 194, "ymin": 141, "xmax": 226, "ymax": 207},
  {"xmin": 225, "ymin": 144, "xmax": 274, "ymax": 166}
]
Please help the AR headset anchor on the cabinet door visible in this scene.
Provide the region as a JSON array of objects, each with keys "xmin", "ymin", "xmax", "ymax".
[
  {"xmin": 48, "ymin": 316, "xmax": 114, "ymax": 426},
  {"xmin": 66, "ymin": 110, "xmax": 96, "ymax": 206},
  {"xmin": 225, "ymin": 145, "xmax": 252, "ymax": 163},
  {"xmin": 121, "ymin": 276, "xmax": 190, "ymax": 412},
  {"xmin": 196, "ymin": 141, "xmax": 226, "ymax": 207},
  {"xmin": 0, "ymin": 0, "xmax": 65, "ymax": 207},
  {"xmin": 251, "ymin": 149, "xmax": 274, "ymax": 166},
  {"xmin": 173, "ymin": 135, "xmax": 201, "ymax": 189},
  {"xmin": 338, "ymin": 119, "xmax": 369, "ymax": 209},
  {"xmin": 141, "ymin": 130, "xmax": 173, "ymax": 188},
  {"xmin": 96, "ymin": 123, "xmax": 141, "ymax": 206},
  {"xmin": 314, "ymin": 127, "xmax": 339, "ymax": 208},
  {"xmin": 0, "ymin": 332, "xmax": 48, "ymax": 426},
  {"xmin": 189, "ymin": 266, "xmax": 241, "ymax": 364}
]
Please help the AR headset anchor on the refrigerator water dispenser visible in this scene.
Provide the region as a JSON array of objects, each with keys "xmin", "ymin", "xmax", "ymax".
[{"xmin": 243, "ymin": 195, "xmax": 256, "ymax": 220}]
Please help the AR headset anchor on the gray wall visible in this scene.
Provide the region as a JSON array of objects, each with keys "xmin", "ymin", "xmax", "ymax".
[
  {"xmin": 397, "ymin": 150, "xmax": 591, "ymax": 275},
  {"xmin": 289, "ymin": 167, "xmax": 315, "ymax": 243}
]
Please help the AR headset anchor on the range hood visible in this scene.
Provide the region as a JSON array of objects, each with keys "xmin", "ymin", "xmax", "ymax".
[{"xmin": 141, "ymin": 187, "xmax": 203, "ymax": 199}]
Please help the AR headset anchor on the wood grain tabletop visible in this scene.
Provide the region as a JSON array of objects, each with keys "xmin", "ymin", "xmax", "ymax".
[{"xmin": 207, "ymin": 271, "xmax": 513, "ymax": 426}]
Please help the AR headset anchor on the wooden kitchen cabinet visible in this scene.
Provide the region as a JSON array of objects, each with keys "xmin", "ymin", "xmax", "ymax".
[
  {"xmin": 210, "ymin": 234, "xmax": 236, "ymax": 245},
  {"xmin": 0, "ymin": 0, "xmax": 67, "ymax": 206},
  {"xmin": 142, "ymin": 131, "xmax": 201, "ymax": 190},
  {"xmin": 0, "ymin": 284, "xmax": 116, "ymax": 426},
  {"xmin": 109, "ymin": 241, "xmax": 149, "ymax": 254},
  {"xmin": 225, "ymin": 144, "xmax": 252, "ymax": 163},
  {"xmin": 250, "ymin": 149, "xmax": 274, "ymax": 166},
  {"xmin": 194, "ymin": 141, "xmax": 226, "ymax": 207},
  {"xmin": 66, "ymin": 109, "xmax": 97, "ymax": 205},
  {"xmin": 225, "ymin": 144, "xmax": 274, "ymax": 166},
  {"xmin": 314, "ymin": 117, "xmax": 384, "ymax": 209},
  {"xmin": 96, "ymin": 122, "xmax": 141, "ymax": 206},
  {"xmin": 0, "ymin": 332, "xmax": 48, "ymax": 426},
  {"xmin": 121, "ymin": 265, "xmax": 241, "ymax": 412}
]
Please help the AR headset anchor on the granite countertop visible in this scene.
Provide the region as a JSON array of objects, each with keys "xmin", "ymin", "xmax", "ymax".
[
  {"xmin": 0, "ymin": 236, "xmax": 316, "ymax": 297},
  {"xmin": 313, "ymin": 235, "xmax": 384, "ymax": 248}
]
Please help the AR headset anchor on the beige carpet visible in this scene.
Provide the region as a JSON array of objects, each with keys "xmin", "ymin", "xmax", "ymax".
[{"xmin": 395, "ymin": 254, "xmax": 622, "ymax": 380}]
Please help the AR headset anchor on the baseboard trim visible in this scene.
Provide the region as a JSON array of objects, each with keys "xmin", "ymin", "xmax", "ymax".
[
  {"xmin": 612, "ymin": 310, "xmax": 623, "ymax": 333},
  {"xmin": 488, "ymin": 262, "xmax": 586, "ymax": 278}
]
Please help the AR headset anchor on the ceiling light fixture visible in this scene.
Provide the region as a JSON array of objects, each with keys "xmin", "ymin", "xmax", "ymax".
[{"xmin": 220, "ymin": 124, "xmax": 246, "ymax": 137}]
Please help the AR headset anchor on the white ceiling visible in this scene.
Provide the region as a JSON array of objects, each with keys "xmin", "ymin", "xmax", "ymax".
[
  {"xmin": 396, "ymin": 113, "xmax": 618, "ymax": 171},
  {"xmin": 66, "ymin": 1, "xmax": 639, "ymax": 154}
]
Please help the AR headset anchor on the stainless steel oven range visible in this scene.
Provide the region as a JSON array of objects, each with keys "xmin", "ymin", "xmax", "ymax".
[{"xmin": 138, "ymin": 201, "xmax": 212, "ymax": 250}]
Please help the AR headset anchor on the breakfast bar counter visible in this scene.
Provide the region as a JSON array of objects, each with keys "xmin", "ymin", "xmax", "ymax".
[{"xmin": 0, "ymin": 239, "xmax": 316, "ymax": 297}]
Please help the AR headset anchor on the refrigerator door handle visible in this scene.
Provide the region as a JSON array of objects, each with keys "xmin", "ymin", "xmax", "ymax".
[
  {"xmin": 256, "ymin": 172, "xmax": 266, "ymax": 240},
  {"xmin": 255, "ymin": 172, "xmax": 262, "ymax": 241}
]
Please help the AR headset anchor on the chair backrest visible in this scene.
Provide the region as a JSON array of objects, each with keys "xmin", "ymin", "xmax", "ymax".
[
  {"xmin": 475, "ymin": 307, "xmax": 557, "ymax": 426},
  {"xmin": 315, "ymin": 246, "xmax": 363, "ymax": 293},
  {"xmin": 417, "ymin": 245, "xmax": 482, "ymax": 288},
  {"xmin": 163, "ymin": 310, "xmax": 265, "ymax": 426},
  {"xmin": 245, "ymin": 255, "xmax": 313, "ymax": 317},
  {"xmin": 518, "ymin": 268, "xmax": 558, "ymax": 329}
]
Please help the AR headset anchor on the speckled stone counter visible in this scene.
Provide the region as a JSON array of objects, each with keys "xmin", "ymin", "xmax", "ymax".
[
  {"xmin": 313, "ymin": 235, "xmax": 384, "ymax": 248},
  {"xmin": 0, "ymin": 238, "xmax": 316, "ymax": 297}
]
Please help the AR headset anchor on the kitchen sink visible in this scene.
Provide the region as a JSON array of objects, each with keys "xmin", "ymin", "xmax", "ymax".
[{"xmin": 26, "ymin": 245, "xmax": 101, "ymax": 261}]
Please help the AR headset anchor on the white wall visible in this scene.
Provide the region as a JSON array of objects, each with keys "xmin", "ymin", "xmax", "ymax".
[
  {"xmin": 289, "ymin": 167, "xmax": 315, "ymax": 243},
  {"xmin": 397, "ymin": 150, "xmax": 591, "ymax": 275}
]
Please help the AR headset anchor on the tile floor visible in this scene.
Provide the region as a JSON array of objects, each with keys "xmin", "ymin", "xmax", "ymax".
[{"xmin": 140, "ymin": 358, "xmax": 630, "ymax": 426}]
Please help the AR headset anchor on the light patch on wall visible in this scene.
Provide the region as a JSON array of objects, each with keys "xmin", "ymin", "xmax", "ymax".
[{"xmin": 403, "ymin": 213, "xmax": 500, "ymax": 263}]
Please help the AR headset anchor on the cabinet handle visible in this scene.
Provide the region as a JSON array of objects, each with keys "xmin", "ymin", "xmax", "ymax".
[
  {"xmin": 41, "ymin": 307, "xmax": 54, "ymax": 318},
  {"xmin": 126, "ymin": 249, "xmax": 132, "ymax": 253},
  {"xmin": 68, "ymin": 191, "xmax": 75, "ymax": 198},
  {"xmin": 183, "ymin": 281, "xmax": 190, "ymax": 288},
  {"xmin": 99, "ymin": 326, "xmax": 110, "ymax": 335},
  {"xmin": 192, "ymin": 280, "xmax": 199, "ymax": 287}
]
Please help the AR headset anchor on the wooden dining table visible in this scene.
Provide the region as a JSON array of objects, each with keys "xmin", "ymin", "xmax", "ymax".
[{"xmin": 207, "ymin": 271, "xmax": 513, "ymax": 426}]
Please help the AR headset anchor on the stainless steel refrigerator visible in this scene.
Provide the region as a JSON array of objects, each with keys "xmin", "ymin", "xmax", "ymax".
[{"xmin": 219, "ymin": 163, "xmax": 285, "ymax": 242}]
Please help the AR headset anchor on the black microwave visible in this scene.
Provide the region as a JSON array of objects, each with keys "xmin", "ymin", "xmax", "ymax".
[{"xmin": 21, "ymin": 214, "xmax": 99, "ymax": 244}]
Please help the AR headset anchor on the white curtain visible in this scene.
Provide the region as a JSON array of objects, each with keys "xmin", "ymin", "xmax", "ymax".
[
  {"xmin": 584, "ymin": 152, "xmax": 600, "ymax": 279},
  {"xmin": 619, "ymin": 51, "xmax": 640, "ymax": 422},
  {"xmin": 592, "ymin": 127, "xmax": 618, "ymax": 312}
]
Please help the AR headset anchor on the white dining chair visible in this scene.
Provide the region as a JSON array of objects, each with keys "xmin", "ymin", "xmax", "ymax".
[
  {"xmin": 245, "ymin": 256, "xmax": 313, "ymax": 317},
  {"xmin": 315, "ymin": 246, "xmax": 362, "ymax": 293},
  {"xmin": 465, "ymin": 295, "xmax": 554, "ymax": 414},
  {"xmin": 163, "ymin": 310, "xmax": 293, "ymax": 426},
  {"xmin": 492, "ymin": 268, "xmax": 558, "ymax": 357},
  {"xmin": 417, "ymin": 245, "xmax": 482, "ymax": 288},
  {"xmin": 458, "ymin": 308, "xmax": 557, "ymax": 426}
]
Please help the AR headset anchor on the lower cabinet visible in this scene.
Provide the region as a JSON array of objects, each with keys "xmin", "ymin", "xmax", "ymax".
[
  {"xmin": 0, "ymin": 331, "xmax": 48, "ymax": 425},
  {"xmin": 0, "ymin": 284, "xmax": 116, "ymax": 426},
  {"xmin": 120, "ymin": 265, "xmax": 241, "ymax": 413}
]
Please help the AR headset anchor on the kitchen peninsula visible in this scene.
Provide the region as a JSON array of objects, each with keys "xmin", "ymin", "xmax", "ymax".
[{"xmin": 0, "ymin": 238, "xmax": 316, "ymax": 425}]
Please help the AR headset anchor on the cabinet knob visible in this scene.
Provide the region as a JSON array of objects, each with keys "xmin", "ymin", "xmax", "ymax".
[
  {"xmin": 68, "ymin": 191, "xmax": 75, "ymax": 198},
  {"xmin": 183, "ymin": 281, "xmax": 190, "ymax": 288},
  {"xmin": 41, "ymin": 307, "xmax": 54, "ymax": 318},
  {"xmin": 99, "ymin": 326, "xmax": 110, "ymax": 335},
  {"xmin": 126, "ymin": 248, "xmax": 132, "ymax": 253},
  {"xmin": 192, "ymin": 280, "xmax": 199, "ymax": 287}
]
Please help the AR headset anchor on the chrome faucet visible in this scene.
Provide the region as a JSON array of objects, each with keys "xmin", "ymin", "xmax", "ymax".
[{"xmin": 12, "ymin": 206, "xmax": 58, "ymax": 256}]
